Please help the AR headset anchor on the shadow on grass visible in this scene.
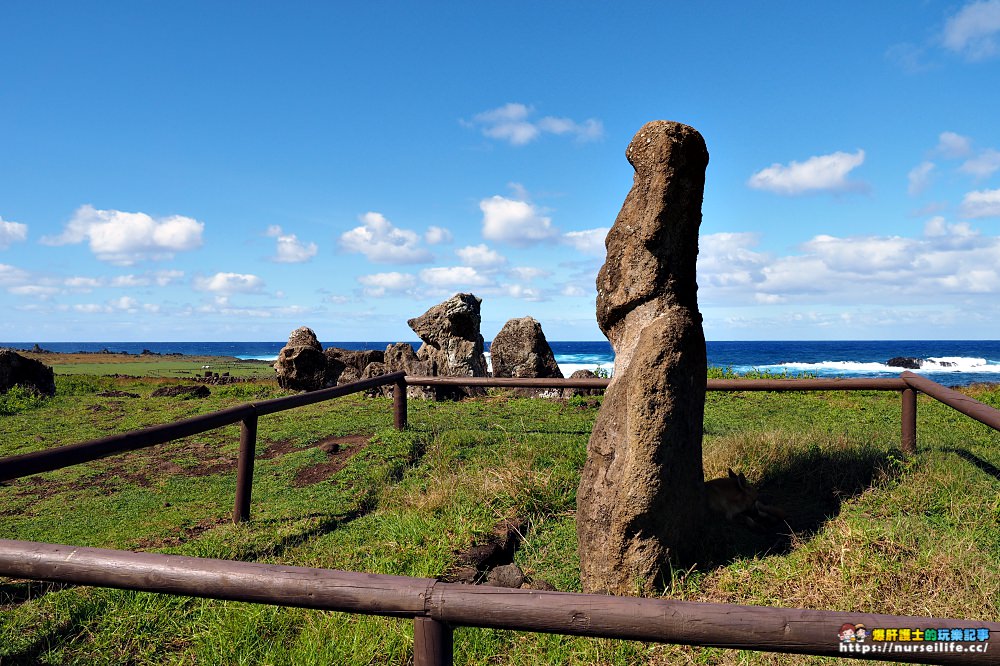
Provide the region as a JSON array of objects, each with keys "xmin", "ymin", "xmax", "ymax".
[
  {"xmin": 237, "ymin": 434, "xmax": 429, "ymax": 562},
  {"xmin": 239, "ymin": 504, "xmax": 376, "ymax": 562},
  {"xmin": 693, "ymin": 445, "xmax": 905, "ymax": 569},
  {"xmin": 0, "ymin": 591, "xmax": 96, "ymax": 664},
  {"xmin": 942, "ymin": 447, "xmax": 1000, "ymax": 481},
  {"xmin": 0, "ymin": 580, "xmax": 76, "ymax": 609}
]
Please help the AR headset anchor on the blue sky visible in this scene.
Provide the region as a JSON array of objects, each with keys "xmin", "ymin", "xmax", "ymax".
[{"xmin": 2, "ymin": 2, "xmax": 1000, "ymax": 342}]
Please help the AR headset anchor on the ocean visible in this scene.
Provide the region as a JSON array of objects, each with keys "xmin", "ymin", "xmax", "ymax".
[{"xmin": 5, "ymin": 340, "xmax": 1000, "ymax": 387}]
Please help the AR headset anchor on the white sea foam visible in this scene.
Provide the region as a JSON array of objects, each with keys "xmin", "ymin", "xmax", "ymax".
[
  {"xmin": 756, "ymin": 356, "xmax": 998, "ymax": 375},
  {"xmin": 487, "ymin": 352, "xmax": 613, "ymax": 378}
]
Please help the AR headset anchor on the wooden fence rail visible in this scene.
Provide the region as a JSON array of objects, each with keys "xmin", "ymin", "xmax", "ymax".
[
  {"xmin": 901, "ymin": 371, "xmax": 1000, "ymax": 431},
  {"xmin": 404, "ymin": 375, "xmax": 918, "ymax": 453},
  {"xmin": 1, "ymin": 539, "xmax": 996, "ymax": 665}
]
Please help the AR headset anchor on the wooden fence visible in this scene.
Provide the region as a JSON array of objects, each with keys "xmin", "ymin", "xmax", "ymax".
[{"xmin": 2, "ymin": 370, "xmax": 999, "ymax": 663}]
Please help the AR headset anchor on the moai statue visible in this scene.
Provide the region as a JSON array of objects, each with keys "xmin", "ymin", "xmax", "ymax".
[{"xmin": 576, "ymin": 121, "xmax": 709, "ymax": 595}]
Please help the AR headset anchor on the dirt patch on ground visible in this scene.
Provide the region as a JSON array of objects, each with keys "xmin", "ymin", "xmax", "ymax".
[
  {"xmin": 256, "ymin": 439, "xmax": 301, "ymax": 460},
  {"xmin": 4, "ymin": 437, "xmax": 237, "ymax": 503},
  {"xmin": 292, "ymin": 434, "xmax": 372, "ymax": 487},
  {"xmin": 4, "ymin": 433, "xmax": 377, "ymax": 507},
  {"xmin": 130, "ymin": 516, "xmax": 230, "ymax": 550}
]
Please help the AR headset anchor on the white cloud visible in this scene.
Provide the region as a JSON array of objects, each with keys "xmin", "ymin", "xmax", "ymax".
[
  {"xmin": 0, "ymin": 216, "xmax": 28, "ymax": 249},
  {"xmin": 561, "ymin": 284, "xmax": 588, "ymax": 297},
  {"xmin": 109, "ymin": 296, "xmax": 140, "ymax": 312},
  {"xmin": 8, "ymin": 285, "xmax": 59, "ymax": 298},
  {"xmin": 698, "ymin": 232, "xmax": 770, "ymax": 292},
  {"xmin": 561, "ymin": 228, "xmax": 609, "ymax": 255},
  {"xmin": 339, "ymin": 212, "xmax": 433, "ymax": 264},
  {"xmin": 41, "ymin": 205, "xmax": 204, "ymax": 265},
  {"xmin": 64, "ymin": 276, "xmax": 103, "ymax": 291},
  {"xmin": 356, "ymin": 271, "xmax": 416, "ymax": 297},
  {"xmin": 106, "ymin": 270, "xmax": 184, "ymax": 287},
  {"xmin": 71, "ymin": 296, "xmax": 161, "ymax": 314},
  {"xmin": 907, "ymin": 161, "xmax": 935, "ymax": 195},
  {"xmin": 455, "ymin": 244, "xmax": 507, "ymax": 267},
  {"xmin": 153, "ymin": 270, "xmax": 185, "ymax": 286},
  {"xmin": 943, "ymin": 0, "xmax": 1000, "ymax": 60},
  {"xmin": 697, "ymin": 221, "xmax": 1000, "ymax": 307},
  {"xmin": 936, "ymin": 131, "xmax": 973, "ymax": 158},
  {"xmin": 0, "ymin": 263, "xmax": 29, "ymax": 287},
  {"xmin": 425, "ymin": 226, "xmax": 453, "ymax": 244},
  {"xmin": 536, "ymin": 116, "xmax": 604, "ymax": 142},
  {"xmin": 419, "ymin": 266, "xmax": 492, "ymax": 287},
  {"xmin": 507, "ymin": 266, "xmax": 550, "ymax": 281},
  {"xmin": 494, "ymin": 283, "xmax": 545, "ymax": 301},
  {"xmin": 748, "ymin": 150, "xmax": 866, "ymax": 195},
  {"xmin": 266, "ymin": 225, "xmax": 318, "ymax": 263},
  {"xmin": 960, "ymin": 148, "xmax": 1000, "ymax": 179},
  {"xmin": 480, "ymin": 195, "xmax": 558, "ymax": 245},
  {"xmin": 193, "ymin": 272, "xmax": 265, "ymax": 294},
  {"xmin": 464, "ymin": 103, "xmax": 604, "ymax": 146},
  {"xmin": 961, "ymin": 188, "xmax": 1000, "ymax": 217}
]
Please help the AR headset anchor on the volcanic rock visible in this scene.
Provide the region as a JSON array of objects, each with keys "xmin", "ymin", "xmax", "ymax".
[
  {"xmin": 576, "ymin": 120, "xmax": 709, "ymax": 595},
  {"xmin": 0, "ymin": 348, "xmax": 56, "ymax": 397},
  {"xmin": 324, "ymin": 347, "xmax": 385, "ymax": 386},
  {"xmin": 383, "ymin": 342, "xmax": 436, "ymax": 399},
  {"xmin": 887, "ymin": 356, "xmax": 922, "ymax": 369},
  {"xmin": 562, "ymin": 368, "xmax": 602, "ymax": 398},
  {"xmin": 274, "ymin": 327, "xmax": 327, "ymax": 391},
  {"xmin": 490, "ymin": 316, "xmax": 562, "ymax": 397},
  {"xmin": 408, "ymin": 293, "xmax": 488, "ymax": 399},
  {"xmin": 485, "ymin": 563, "xmax": 525, "ymax": 588}
]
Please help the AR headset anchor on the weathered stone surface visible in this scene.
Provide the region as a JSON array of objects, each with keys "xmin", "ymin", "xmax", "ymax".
[
  {"xmin": 325, "ymin": 347, "xmax": 385, "ymax": 386},
  {"xmin": 887, "ymin": 356, "xmax": 922, "ymax": 369},
  {"xmin": 287, "ymin": 326, "xmax": 322, "ymax": 350},
  {"xmin": 408, "ymin": 293, "xmax": 488, "ymax": 399},
  {"xmin": 576, "ymin": 120, "xmax": 709, "ymax": 595},
  {"xmin": 0, "ymin": 348, "xmax": 56, "ymax": 396},
  {"xmin": 274, "ymin": 327, "xmax": 327, "ymax": 391},
  {"xmin": 562, "ymin": 368, "xmax": 601, "ymax": 398},
  {"xmin": 490, "ymin": 316, "xmax": 562, "ymax": 397},
  {"xmin": 383, "ymin": 343, "xmax": 436, "ymax": 399},
  {"xmin": 485, "ymin": 563, "xmax": 525, "ymax": 588},
  {"xmin": 359, "ymin": 361, "xmax": 391, "ymax": 397}
]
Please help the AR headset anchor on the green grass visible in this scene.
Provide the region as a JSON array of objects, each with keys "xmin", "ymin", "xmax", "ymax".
[{"xmin": 1, "ymin": 372, "xmax": 999, "ymax": 665}]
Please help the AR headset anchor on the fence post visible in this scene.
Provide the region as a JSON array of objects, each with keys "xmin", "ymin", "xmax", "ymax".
[
  {"xmin": 901, "ymin": 388, "xmax": 916, "ymax": 455},
  {"xmin": 413, "ymin": 616, "xmax": 452, "ymax": 666},
  {"xmin": 394, "ymin": 379, "xmax": 408, "ymax": 430},
  {"xmin": 234, "ymin": 412, "xmax": 258, "ymax": 523}
]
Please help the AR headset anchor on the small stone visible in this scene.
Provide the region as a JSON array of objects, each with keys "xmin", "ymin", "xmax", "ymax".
[{"xmin": 485, "ymin": 563, "xmax": 525, "ymax": 588}]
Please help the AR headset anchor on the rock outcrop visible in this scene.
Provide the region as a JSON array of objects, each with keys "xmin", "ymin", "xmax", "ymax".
[
  {"xmin": 0, "ymin": 348, "xmax": 56, "ymax": 396},
  {"xmin": 490, "ymin": 316, "xmax": 563, "ymax": 397},
  {"xmin": 576, "ymin": 121, "xmax": 709, "ymax": 595},
  {"xmin": 562, "ymin": 368, "xmax": 602, "ymax": 398},
  {"xmin": 325, "ymin": 347, "xmax": 385, "ymax": 386},
  {"xmin": 408, "ymin": 293, "xmax": 488, "ymax": 399},
  {"xmin": 273, "ymin": 327, "xmax": 327, "ymax": 391},
  {"xmin": 383, "ymin": 342, "xmax": 436, "ymax": 398}
]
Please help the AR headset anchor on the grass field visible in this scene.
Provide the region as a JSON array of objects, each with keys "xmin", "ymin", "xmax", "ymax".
[
  {"xmin": 16, "ymin": 351, "xmax": 276, "ymax": 380},
  {"xmin": 1, "ymin": 358, "xmax": 998, "ymax": 664}
]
